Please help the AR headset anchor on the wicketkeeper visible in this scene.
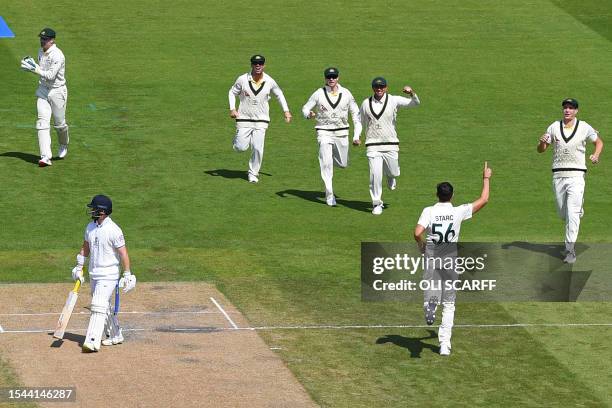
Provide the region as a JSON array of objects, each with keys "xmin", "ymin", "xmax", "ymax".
[
  {"xmin": 71, "ymin": 195, "xmax": 136, "ymax": 352},
  {"xmin": 20, "ymin": 28, "xmax": 70, "ymax": 167}
]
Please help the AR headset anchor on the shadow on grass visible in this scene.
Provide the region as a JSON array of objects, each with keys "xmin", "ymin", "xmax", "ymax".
[
  {"xmin": 205, "ymin": 169, "xmax": 272, "ymax": 181},
  {"xmin": 376, "ymin": 330, "xmax": 440, "ymax": 358},
  {"xmin": 501, "ymin": 241, "xmax": 588, "ymax": 261},
  {"xmin": 276, "ymin": 189, "xmax": 372, "ymax": 213},
  {"xmin": 0, "ymin": 151, "xmax": 39, "ymax": 164},
  {"xmin": 49, "ymin": 332, "xmax": 85, "ymax": 348}
]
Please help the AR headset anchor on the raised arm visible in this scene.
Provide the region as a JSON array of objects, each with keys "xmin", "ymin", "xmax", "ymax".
[{"xmin": 471, "ymin": 161, "xmax": 492, "ymax": 214}]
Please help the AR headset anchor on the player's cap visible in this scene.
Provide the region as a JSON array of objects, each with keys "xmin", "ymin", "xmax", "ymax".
[
  {"xmin": 561, "ymin": 98, "xmax": 578, "ymax": 108},
  {"xmin": 250, "ymin": 55, "xmax": 266, "ymax": 65},
  {"xmin": 324, "ymin": 67, "xmax": 339, "ymax": 79},
  {"xmin": 371, "ymin": 77, "xmax": 387, "ymax": 88},
  {"xmin": 38, "ymin": 28, "xmax": 56, "ymax": 39}
]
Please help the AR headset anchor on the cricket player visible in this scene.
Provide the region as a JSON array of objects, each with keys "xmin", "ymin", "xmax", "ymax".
[
  {"xmin": 537, "ymin": 98, "xmax": 603, "ymax": 264},
  {"xmin": 20, "ymin": 28, "xmax": 70, "ymax": 167},
  {"xmin": 302, "ymin": 67, "xmax": 361, "ymax": 206},
  {"xmin": 413, "ymin": 162, "xmax": 492, "ymax": 356},
  {"xmin": 71, "ymin": 195, "xmax": 136, "ymax": 352},
  {"xmin": 354, "ymin": 77, "xmax": 420, "ymax": 215},
  {"xmin": 228, "ymin": 55, "xmax": 292, "ymax": 183}
]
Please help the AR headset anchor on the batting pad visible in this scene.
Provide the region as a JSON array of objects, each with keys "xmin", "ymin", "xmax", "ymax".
[{"xmin": 0, "ymin": 17, "xmax": 15, "ymax": 38}]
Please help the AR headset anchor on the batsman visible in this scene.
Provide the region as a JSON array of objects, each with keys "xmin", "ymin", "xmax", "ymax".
[{"xmin": 71, "ymin": 195, "xmax": 136, "ymax": 353}]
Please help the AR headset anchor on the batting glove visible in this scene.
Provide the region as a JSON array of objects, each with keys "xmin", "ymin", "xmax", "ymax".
[
  {"xmin": 71, "ymin": 254, "xmax": 86, "ymax": 283},
  {"xmin": 119, "ymin": 271, "xmax": 136, "ymax": 293}
]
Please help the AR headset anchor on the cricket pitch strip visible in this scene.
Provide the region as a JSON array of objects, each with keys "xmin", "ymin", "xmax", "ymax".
[{"xmin": 0, "ymin": 282, "xmax": 316, "ymax": 407}]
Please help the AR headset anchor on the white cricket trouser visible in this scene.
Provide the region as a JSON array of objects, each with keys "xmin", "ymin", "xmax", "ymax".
[
  {"xmin": 233, "ymin": 128, "xmax": 267, "ymax": 177},
  {"xmin": 438, "ymin": 302, "xmax": 455, "ymax": 346},
  {"xmin": 318, "ymin": 136, "xmax": 349, "ymax": 199},
  {"xmin": 367, "ymin": 150, "xmax": 400, "ymax": 206},
  {"xmin": 423, "ymin": 266, "xmax": 456, "ymax": 346},
  {"xmin": 84, "ymin": 278, "xmax": 118, "ymax": 349},
  {"xmin": 553, "ymin": 176, "xmax": 585, "ymax": 252},
  {"xmin": 36, "ymin": 86, "xmax": 69, "ymax": 160}
]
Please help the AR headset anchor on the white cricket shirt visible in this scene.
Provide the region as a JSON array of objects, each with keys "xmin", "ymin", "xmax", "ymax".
[
  {"xmin": 36, "ymin": 44, "xmax": 66, "ymax": 98},
  {"xmin": 360, "ymin": 93, "xmax": 420, "ymax": 152},
  {"xmin": 543, "ymin": 119, "xmax": 599, "ymax": 178},
  {"xmin": 228, "ymin": 72, "xmax": 289, "ymax": 130},
  {"xmin": 84, "ymin": 217, "xmax": 125, "ymax": 280},
  {"xmin": 301, "ymin": 84, "xmax": 362, "ymax": 139},
  {"xmin": 417, "ymin": 202, "xmax": 473, "ymax": 244}
]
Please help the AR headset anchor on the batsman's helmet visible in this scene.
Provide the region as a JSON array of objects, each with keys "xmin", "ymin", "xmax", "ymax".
[{"xmin": 87, "ymin": 194, "xmax": 113, "ymax": 218}]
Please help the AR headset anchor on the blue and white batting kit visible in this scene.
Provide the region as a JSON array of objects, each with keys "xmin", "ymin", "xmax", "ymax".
[
  {"xmin": 78, "ymin": 217, "xmax": 129, "ymax": 351},
  {"xmin": 417, "ymin": 202, "xmax": 473, "ymax": 354},
  {"xmin": 302, "ymin": 84, "xmax": 361, "ymax": 205},
  {"xmin": 542, "ymin": 119, "xmax": 599, "ymax": 256},
  {"xmin": 360, "ymin": 93, "xmax": 420, "ymax": 213},
  {"xmin": 228, "ymin": 72, "xmax": 290, "ymax": 182}
]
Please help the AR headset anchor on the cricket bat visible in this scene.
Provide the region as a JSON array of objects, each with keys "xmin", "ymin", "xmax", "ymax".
[{"xmin": 53, "ymin": 279, "xmax": 82, "ymax": 339}]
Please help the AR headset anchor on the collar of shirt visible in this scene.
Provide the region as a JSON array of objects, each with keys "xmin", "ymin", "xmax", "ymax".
[
  {"xmin": 563, "ymin": 118, "xmax": 577, "ymax": 129},
  {"xmin": 434, "ymin": 202, "xmax": 453, "ymax": 207},
  {"xmin": 325, "ymin": 84, "xmax": 341, "ymax": 96},
  {"xmin": 372, "ymin": 93, "xmax": 388, "ymax": 104},
  {"xmin": 96, "ymin": 217, "xmax": 111, "ymax": 228},
  {"xmin": 247, "ymin": 73, "xmax": 265, "ymax": 86},
  {"xmin": 43, "ymin": 44, "xmax": 57, "ymax": 55}
]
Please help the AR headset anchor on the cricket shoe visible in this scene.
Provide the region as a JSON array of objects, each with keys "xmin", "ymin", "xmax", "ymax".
[
  {"xmin": 38, "ymin": 157, "xmax": 52, "ymax": 167},
  {"xmin": 424, "ymin": 297, "xmax": 438, "ymax": 325},
  {"xmin": 82, "ymin": 342, "xmax": 98, "ymax": 353},
  {"xmin": 439, "ymin": 343, "xmax": 451, "ymax": 356},
  {"xmin": 326, "ymin": 195, "xmax": 337, "ymax": 207},
  {"xmin": 248, "ymin": 174, "xmax": 259, "ymax": 183},
  {"xmin": 372, "ymin": 204, "xmax": 384, "ymax": 215},
  {"xmin": 58, "ymin": 144, "xmax": 68, "ymax": 159},
  {"xmin": 102, "ymin": 333, "xmax": 124, "ymax": 346},
  {"xmin": 563, "ymin": 251, "xmax": 577, "ymax": 264},
  {"xmin": 387, "ymin": 177, "xmax": 397, "ymax": 190}
]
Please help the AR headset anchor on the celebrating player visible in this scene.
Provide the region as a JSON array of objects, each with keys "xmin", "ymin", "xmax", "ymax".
[
  {"xmin": 537, "ymin": 98, "xmax": 603, "ymax": 264},
  {"xmin": 71, "ymin": 195, "xmax": 136, "ymax": 352},
  {"xmin": 354, "ymin": 77, "xmax": 420, "ymax": 215},
  {"xmin": 228, "ymin": 55, "xmax": 292, "ymax": 183},
  {"xmin": 302, "ymin": 67, "xmax": 361, "ymax": 206},
  {"xmin": 413, "ymin": 162, "xmax": 492, "ymax": 356},
  {"xmin": 20, "ymin": 28, "xmax": 70, "ymax": 167}
]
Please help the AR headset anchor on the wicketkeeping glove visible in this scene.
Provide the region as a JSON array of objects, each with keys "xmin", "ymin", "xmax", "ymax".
[
  {"xmin": 20, "ymin": 56, "xmax": 38, "ymax": 73},
  {"xmin": 119, "ymin": 271, "xmax": 136, "ymax": 293}
]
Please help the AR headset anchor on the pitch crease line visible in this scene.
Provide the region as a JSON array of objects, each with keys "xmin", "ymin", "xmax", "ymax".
[
  {"xmin": 210, "ymin": 297, "xmax": 239, "ymax": 329},
  {"xmin": 0, "ymin": 310, "xmax": 226, "ymax": 317},
  {"xmin": 2, "ymin": 322, "xmax": 612, "ymax": 335},
  {"xmin": 0, "ymin": 324, "xmax": 3, "ymax": 333}
]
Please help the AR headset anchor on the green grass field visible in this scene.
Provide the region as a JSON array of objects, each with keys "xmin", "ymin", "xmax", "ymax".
[{"xmin": 1, "ymin": 1, "xmax": 611, "ymax": 406}]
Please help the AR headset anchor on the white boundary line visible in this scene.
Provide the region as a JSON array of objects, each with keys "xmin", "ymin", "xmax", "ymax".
[
  {"xmin": 1, "ymin": 322, "xmax": 612, "ymax": 334},
  {"xmin": 210, "ymin": 297, "xmax": 239, "ymax": 329}
]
